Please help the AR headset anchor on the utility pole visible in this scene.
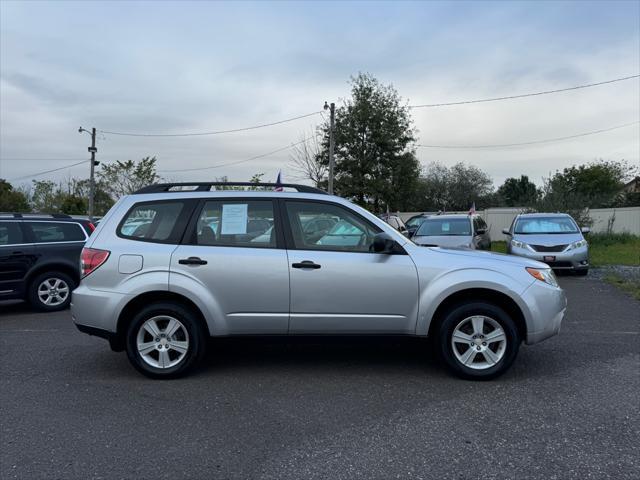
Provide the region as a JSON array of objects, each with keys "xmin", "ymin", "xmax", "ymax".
[
  {"xmin": 324, "ymin": 101, "xmax": 335, "ymax": 194},
  {"xmin": 79, "ymin": 127, "xmax": 99, "ymax": 222}
]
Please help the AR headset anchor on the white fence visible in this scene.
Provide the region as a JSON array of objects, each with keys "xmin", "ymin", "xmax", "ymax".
[{"xmin": 399, "ymin": 206, "xmax": 640, "ymax": 241}]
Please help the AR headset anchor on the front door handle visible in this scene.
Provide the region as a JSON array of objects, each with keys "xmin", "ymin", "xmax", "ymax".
[
  {"xmin": 178, "ymin": 257, "xmax": 208, "ymax": 266},
  {"xmin": 292, "ymin": 260, "xmax": 321, "ymax": 269}
]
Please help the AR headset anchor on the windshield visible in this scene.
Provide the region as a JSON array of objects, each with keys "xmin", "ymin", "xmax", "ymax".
[
  {"xmin": 416, "ymin": 218, "xmax": 471, "ymax": 236},
  {"xmin": 514, "ymin": 217, "xmax": 578, "ymax": 234},
  {"xmin": 406, "ymin": 216, "xmax": 427, "ymax": 227}
]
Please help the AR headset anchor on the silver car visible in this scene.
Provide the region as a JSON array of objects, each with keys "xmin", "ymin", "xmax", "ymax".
[
  {"xmin": 412, "ymin": 214, "xmax": 491, "ymax": 250},
  {"xmin": 503, "ymin": 213, "xmax": 589, "ymax": 275},
  {"xmin": 71, "ymin": 182, "xmax": 566, "ymax": 380}
]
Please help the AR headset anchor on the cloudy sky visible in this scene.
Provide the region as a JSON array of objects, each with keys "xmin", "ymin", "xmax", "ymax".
[{"xmin": 1, "ymin": 0, "xmax": 638, "ymax": 189}]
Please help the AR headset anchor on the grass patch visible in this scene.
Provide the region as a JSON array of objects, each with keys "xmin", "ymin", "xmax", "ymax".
[
  {"xmin": 491, "ymin": 241, "xmax": 507, "ymax": 254},
  {"xmin": 604, "ymin": 274, "xmax": 640, "ymax": 301},
  {"xmin": 492, "ymin": 235, "xmax": 639, "ymax": 266},
  {"xmin": 588, "ymin": 234, "xmax": 639, "ymax": 266}
]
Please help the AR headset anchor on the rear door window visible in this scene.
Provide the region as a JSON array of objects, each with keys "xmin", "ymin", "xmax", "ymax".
[
  {"xmin": 118, "ymin": 201, "xmax": 190, "ymax": 243},
  {"xmin": 189, "ymin": 200, "xmax": 277, "ymax": 248},
  {"xmin": 26, "ymin": 222, "xmax": 86, "ymax": 243},
  {"xmin": 0, "ymin": 222, "xmax": 25, "ymax": 245}
]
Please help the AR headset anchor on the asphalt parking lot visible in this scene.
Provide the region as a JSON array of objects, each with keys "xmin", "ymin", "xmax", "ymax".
[{"xmin": 1, "ymin": 276, "xmax": 639, "ymax": 480}]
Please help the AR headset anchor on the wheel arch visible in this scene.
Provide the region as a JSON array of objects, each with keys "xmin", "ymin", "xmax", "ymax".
[
  {"xmin": 26, "ymin": 261, "xmax": 80, "ymax": 291},
  {"xmin": 427, "ymin": 288, "xmax": 527, "ymax": 342},
  {"xmin": 112, "ymin": 291, "xmax": 211, "ymax": 351}
]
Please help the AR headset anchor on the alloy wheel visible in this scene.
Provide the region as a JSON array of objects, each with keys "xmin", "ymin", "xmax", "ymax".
[
  {"xmin": 37, "ymin": 278, "xmax": 70, "ymax": 307},
  {"xmin": 136, "ymin": 315, "xmax": 190, "ymax": 369},
  {"xmin": 451, "ymin": 315, "xmax": 507, "ymax": 370}
]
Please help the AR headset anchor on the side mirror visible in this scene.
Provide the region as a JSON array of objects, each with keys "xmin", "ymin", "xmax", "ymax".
[
  {"xmin": 581, "ymin": 227, "xmax": 590, "ymax": 234},
  {"xmin": 502, "ymin": 228, "xmax": 512, "ymax": 236},
  {"xmin": 372, "ymin": 232, "xmax": 400, "ymax": 254},
  {"xmin": 476, "ymin": 228, "xmax": 487, "ymax": 235}
]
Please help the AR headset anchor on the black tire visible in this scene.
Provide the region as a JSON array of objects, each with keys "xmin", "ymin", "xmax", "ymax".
[
  {"xmin": 435, "ymin": 301, "xmax": 520, "ymax": 380},
  {"xmin": 28, "ymin": 271, "xmax": 76, "ymax": 312},
  {"xmin": 575, "ymin": 268, "xmax": 589, "ymax": 276},
  {"xmin": 125, "ymin": 302, "xmax": 207, "ymax": 379}
]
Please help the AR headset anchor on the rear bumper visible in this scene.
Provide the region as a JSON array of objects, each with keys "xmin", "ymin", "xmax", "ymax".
[{"xmin": 71, "ymin": 285, "xmax": 129, "ymax": 334}]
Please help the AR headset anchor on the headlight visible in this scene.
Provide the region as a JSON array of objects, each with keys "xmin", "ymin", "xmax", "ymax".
[
  {"xmin": 511, "ymin": 239, "xmax": 531, "ymax": 250},
  {"xmin": 565, "ymin": 239, "xmax": 587, "ymax": 251},
  {"xmin": 526, "ymin": 267, "xmax": 558, "ymax": 287}
]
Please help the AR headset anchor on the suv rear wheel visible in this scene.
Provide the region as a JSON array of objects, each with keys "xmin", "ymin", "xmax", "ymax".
[
  {"xmin": 436, "ymin": 301, "xmax": 520, "ymax": 380},
  {"xmin": 28, "ymin": 271, "xmax": 75, "ymax": 312},
  {"xmin": 125, "ymin": 302, "xmax": 206, "ymax": 379}
]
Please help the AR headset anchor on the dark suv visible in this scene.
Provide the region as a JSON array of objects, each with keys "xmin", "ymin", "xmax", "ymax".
[{"xmin": 0, "ymin": 213, "xmax": 94, "ymax": 311}]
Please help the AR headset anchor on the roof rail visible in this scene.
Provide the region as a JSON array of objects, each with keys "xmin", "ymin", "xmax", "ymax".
[
  {"xmin": 0, "ymin": 212, "xmax": 73, "ymax": 219},
  {"xmin": 133, "ymin": 182, "xmax": 328, "ymax": 195}
]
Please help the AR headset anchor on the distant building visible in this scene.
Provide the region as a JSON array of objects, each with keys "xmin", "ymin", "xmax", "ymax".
[{"xmin": 622, "ymin": 176, "xmax": 640, "ymax": 194}]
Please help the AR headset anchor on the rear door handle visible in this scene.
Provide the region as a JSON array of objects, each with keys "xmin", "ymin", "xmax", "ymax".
[
  {"xmin": 292, "ymin": 261, "xmax": 321, "ymax": 269},
  {"xmin": 178, "ymin": 257, "xmax": 208, "ymax": 266}
]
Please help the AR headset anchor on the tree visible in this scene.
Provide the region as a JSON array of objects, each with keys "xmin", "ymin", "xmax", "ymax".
[
  {"xmin": 288, "ymin": 132, "xmax": 327, "ymax": 188},
  {"xmin": 98, "ymin": 156, "xmax": 161, "ymax": 199},
  {"xmin": 538, "ymin": 159, "xmax": 636, "ymax": 216},
  {"xmin": 71, "ymin": 179, "xmax": 114, "ymax": 216},
  {"xmin": 0, "ymin": 179, "xmax": 30, "ymax": 212},
  {"xmin": 59, "ymin": 194, "xmax": 87, "ymax": 215},
  {"xmin": 320, "ymin": 73, "xmax": 421, "ymax": 211},
  {"xmin": 497, "ymin": 175, "xmax": 539, "ymax": 207},
  {"xmin": 30, "ymin": 180, "xmax": 59, "ymax": 213},
  {"xmin": 535, "ymin": 160, "xmax": 636, "ymax": 226},
  {"xmin": 413, "ymin": 162, "xmax": 494, "ymax": 211}
]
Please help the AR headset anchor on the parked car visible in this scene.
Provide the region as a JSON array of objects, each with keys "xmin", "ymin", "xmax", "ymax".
[
  {"xmin": 0, "ymin": 213, "xmax": 94, "ymax": 311},
  {"xmin": 503, "ymin": 213, "xmax": 589, "ymax": 275},
  {"xmin": 405, "ymin": 213, "xmax": 430, "ymax": 238},
  {"xmin": 72, "ymin": 182, "xmax": 566, "ymax": 380},
  {"xmin": 379, "ymin": 214, "xmax": 409, "ymax": 236},
  {"xmin": 412, "ymin": 214, "xmax": 491, "ymax": 250}
]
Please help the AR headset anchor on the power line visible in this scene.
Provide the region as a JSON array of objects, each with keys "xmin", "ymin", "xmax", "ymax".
[
  {"xmin": 0, "ymin": 158, "xmax": 87, "ymax": 161},
  {"xmin": 8, "ymin": 159, "xmax": 89, "ymax": 182},
  {"xmin": 99, "ymin": 111, "xmax": 322, "ymax": 137},
  {"xmin": 409, "ymin": 74, "xmax": 639, "ymax": 108},
  {"xmin": 159, "ymin": 138, "xmax": 312, "ymax": 173},
  {"xmin": 416, "ymin": 121, "xmax": 640, "ymax": 149}
]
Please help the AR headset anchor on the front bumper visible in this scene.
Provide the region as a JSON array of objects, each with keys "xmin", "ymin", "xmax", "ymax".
[
  {"xmin": 521, "ymin": 279, "xmax": 567, "ymax": 345},
  {"xmin": 509, "ymin": 245, "xmax": 589, "ymax": 270}
]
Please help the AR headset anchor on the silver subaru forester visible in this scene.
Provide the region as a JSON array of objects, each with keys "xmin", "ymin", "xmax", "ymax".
[{"xmin": 71, "ymin": 182, "xmax": 566, "ymax": 380}]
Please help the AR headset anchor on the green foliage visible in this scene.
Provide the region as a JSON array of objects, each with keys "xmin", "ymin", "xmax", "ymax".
[
  {"xmin": 98, "ymin": 156, "xmax": 161, "ymax": 199},
  {"xmin": 497, "ymin": 175, "xmax": 539, "ymax": 207},
  {"xmin": 320, "ymin": 73, "xmax": 421, "ymax": 211},
  {"xmin": 414, "ymin": 162, "xmax": 494, "ymax": 211},
  {"xmin": 59, "ymin": 194, "xmax": 87, "ymax": 215},
  {"xmin": 587, "ymin": 232, "xmax": 639, "ymax": 247},
  {"xmin": 540, "ymin": 160, "xmax": 635, "ymax": 209},
  {"xmin": 71, "ymin": 179, "xmax": 114, "ymax": 216},
  {"xmin": 0, "ymin": 179, "xmax": 30, "ymax": 212},
  {"xmin": 30, "ymin": 180, "xmax": 60, "ymax": 213}
]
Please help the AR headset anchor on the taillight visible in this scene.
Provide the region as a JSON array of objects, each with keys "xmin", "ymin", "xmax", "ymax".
[
  {"xmin": 88, "ymin": 222, "xmax": 96, "ymax": 233},
  {"xmin": 81, "ymin": 248, "xmax": 110, "ymax": 278}
]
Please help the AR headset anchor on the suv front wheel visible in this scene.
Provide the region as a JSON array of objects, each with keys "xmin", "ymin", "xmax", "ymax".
[
  {"xmin": 125, "ymin": 302, "xmax": 207, "ymax": 379},
  {"xmin": 436, "ymin": 301, "xmax": 520, "ymax": 380}
]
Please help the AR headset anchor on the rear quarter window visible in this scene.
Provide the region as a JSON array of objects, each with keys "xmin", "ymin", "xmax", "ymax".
[
  {"xmin": 0, "ymin": 222, "xmax": 25, "ymax": 245},
  {"xmin": 118, "ymin": 200, "xmax": 191, "ymax": 243},
  {"xmin": 26, "ymin": 222, "xmax": 86, "ymax": 243}
]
